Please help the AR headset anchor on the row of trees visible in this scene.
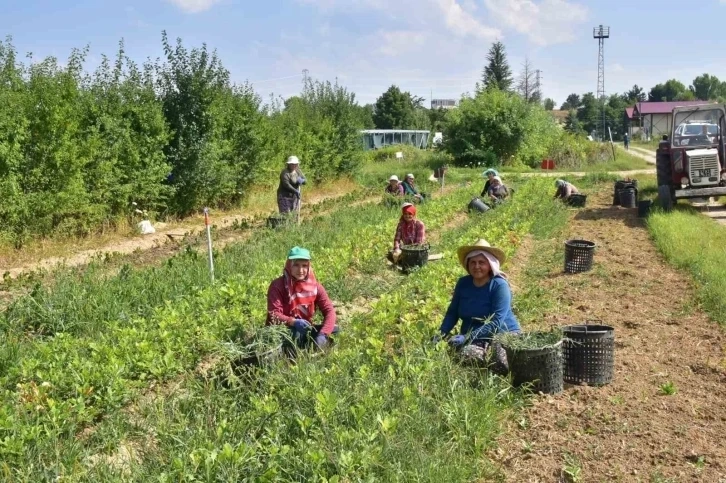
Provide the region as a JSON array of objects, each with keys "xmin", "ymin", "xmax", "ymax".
[{"xmin": 0, "ymin": 34, "xmax": 368, "ymax": 246}]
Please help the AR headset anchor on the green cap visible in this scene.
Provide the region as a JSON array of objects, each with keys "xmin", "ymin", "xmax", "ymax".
[{"xmin": 287, "ymin": 246, "xmax": 311, "ymax": 260}]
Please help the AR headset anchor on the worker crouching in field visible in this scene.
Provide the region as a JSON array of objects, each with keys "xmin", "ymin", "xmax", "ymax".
[
  {"xmin": 480, "ymin": 168, "xmax": 499, "ymax": 196},
  {"xmin": 553, "ymin": 179, "xmax": 579, "ymax": 203},
  {"xmin": 387, "ymin": 203, "xmax": 426, "ymax": 264},
  {"xmin": 434, "ymin": 239, "xmax": 521, "ymax": 371},
  {"xmin": 267, "ymin": 247, "xmax": 338, "ymax": 349},
  {"xmin": 277, "ymin": 156, "xmax": 306, "ymax": 214},
  {"xmin": 385, "ymin": 175, "xmax": 404, "ymax": 196},
  {"xmin": 401, "ymin": 174, "xmax": 427, "ymax": 203},
  {"xmin": 486, "ymin": 176, "xmax": 510, "ymax": 202}
]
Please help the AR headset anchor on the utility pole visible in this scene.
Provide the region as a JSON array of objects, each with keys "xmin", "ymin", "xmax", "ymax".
[
  {"xmin": 302, "ymin": 68, "xmax": 309, "ymax": 86},
  {"xmin": 593, "ymin": 25, "xmax": 610, "ymax": 141}
]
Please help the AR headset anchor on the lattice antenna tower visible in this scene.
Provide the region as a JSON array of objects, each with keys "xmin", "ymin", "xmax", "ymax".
[{"xmin": 593, "ymin": 25, "xmax": 609, "ymax": 139}]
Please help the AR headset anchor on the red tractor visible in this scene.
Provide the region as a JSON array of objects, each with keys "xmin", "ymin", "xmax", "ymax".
[{"xmin": 656, "ymin": 103, "xmax": 726, "ymax": 210}]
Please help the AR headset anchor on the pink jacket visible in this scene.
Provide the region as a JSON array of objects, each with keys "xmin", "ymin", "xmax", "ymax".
[{"xmin": 266, "ymin": 277, "xmax": 337, "ymax": 335}]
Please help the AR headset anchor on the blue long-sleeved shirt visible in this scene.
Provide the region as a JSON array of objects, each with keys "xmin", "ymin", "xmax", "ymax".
[{"xmin": 439, "ymin": 275, "xmax": 520, "ymax": 341}]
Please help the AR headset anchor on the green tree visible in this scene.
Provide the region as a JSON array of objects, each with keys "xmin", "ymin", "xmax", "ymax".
[
  {"xmin": 690, "ymin": 74, "xmax": 722, "ymax": 101},
  {"xmin": 564, "ymin": 109, "xmax": 583, "ymax": 134},
  {"xmin": 442, "ymin": 88, "xmax": 559, "ymax": 167},
  {"xmin": 624, "ymin": 84, "xmax": 646, "ymax": 103},
  {"xmin": 428, "ymin": 107, "xmax": 449, "ymax": 131},
  {"xmin": 576, "ymin": 92, "xmax": 599, "ymax": 136},
  {"xmin": 373, "ymin": 85, "xmax": 415, "ymax": 129},
  {"xmin": 560, "ymin": 93, "xmax": 581, "ymax": 111},
  {"xmin": 543, "ymin": 98, "xmax": 555, "ymax": 110},
  {"xmin": 480, "ymin": 41, "xmax": 513, "ymax": 91},
  {"xmin": 648, "ymin": 79, "xmax": 687, "ymax": 101}
]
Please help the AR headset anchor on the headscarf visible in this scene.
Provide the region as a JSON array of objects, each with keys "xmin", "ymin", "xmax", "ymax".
[
  {"xmin": 465, "ymin": 250, "xmax": 507, "ymax": 279},
  {"xmin": 397, "ymin": 204, "xmax": 419, "ymax": 245},
  {"xmin": 555, "ymin": 179, "xmax": 566, "ymax": 188},
  {"xmin": 283, "ymin": 259, "xmax": 318, "ymax": 319},
  {"xmin": 483, "ymin": 168, "xmax": 499, "ymax": 177},
  {"xmin": 491, "ymin": 176, "xmax": 503, "ymax": 184}
]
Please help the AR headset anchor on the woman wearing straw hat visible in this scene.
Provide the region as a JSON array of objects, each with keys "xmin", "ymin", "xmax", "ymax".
[
  {"xmin": 277, "ymin": 155, "xmax": 307, "ymax": 214},
  {"xmin": 267, "ymin": 246, "xmax": 338, "ymax": 349},
  {"xmin": 387, "ymin": 202, "xmax": 426, "ymax": 264},
  {"xmin": 385, "ymin": 175, "xmax": 404, "ymax": 196},
  {"xmin": 435, "ymin": 239, "xmax": 520, "ymax": 367}
]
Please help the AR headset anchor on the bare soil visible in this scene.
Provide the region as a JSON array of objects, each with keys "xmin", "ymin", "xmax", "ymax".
[{"xmin": 494, "ymin": 186, "xmax": 726, "ymax": 482}]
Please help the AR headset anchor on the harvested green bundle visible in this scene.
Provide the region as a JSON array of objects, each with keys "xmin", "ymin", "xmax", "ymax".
[
  {"xmin": 219, "ymin": 325, "xmax": 289, "ymax": 360},
  {"xmin": 494, "ymin": 328, "xmax": 563, "ymax": 351},
  {"xmin": 401, "ymin": 243, "xmax": 430, "ymax": 251}
]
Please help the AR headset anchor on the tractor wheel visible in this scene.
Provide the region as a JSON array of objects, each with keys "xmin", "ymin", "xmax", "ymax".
[
  {"xmin": 658, "ymin": 185, "xmax": 674, "ymax": 212},
  {"xmin": 656, "ymin": 150, "xmax": 672, "ymax": 187}
]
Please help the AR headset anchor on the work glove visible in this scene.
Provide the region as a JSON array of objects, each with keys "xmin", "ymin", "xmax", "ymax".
[
  {"xmin": 292, "ymin": 319, "xmax": 312, "ymax": 331},
  {"xmin": 314, "ymin": 334, "xmax": 329, "ymax": 349},
  {"xmin": 448, "ymin": 335, "xmax": 467, "ymax": 347},
  {"xmin": 298, "ymin": 176, "xmax": 307, "ymax": 185},
  {"xmin": 294, "ymin": 189, "xmax": 301, "ymax": 198}
]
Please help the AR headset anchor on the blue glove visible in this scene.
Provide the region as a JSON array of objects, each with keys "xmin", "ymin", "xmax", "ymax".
[
  {"xmin": 448, "ymin": 335, "xmax": 466, "ymax": 347},
  {"xmin": 299, "ymin": 176, "xmax": 307, "ymax": 185},
  {"xmin": 294, "ymin": 189, "xmax": 301, "ymax": 198},
  {"xmin": 314, "ymin": 334, "xmax": 329, "ymax": 348},
  {"xmin": 292, "ymin": 319, "xmax": 311, "ymax": 331}
]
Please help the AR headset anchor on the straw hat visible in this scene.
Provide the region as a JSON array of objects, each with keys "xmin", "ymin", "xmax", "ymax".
[
  {"xmin": 456, "ymin": 239, "xmax": 506, "ymax": 268},
  {"xmin": 389, "ymin": 175, "xmax": 400, "ymax": 182},
  {"xmin": 286, "ymin": 155, "xmax": 300, "ymax": 165}
]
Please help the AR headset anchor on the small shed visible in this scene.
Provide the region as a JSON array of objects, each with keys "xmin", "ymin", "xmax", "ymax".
[
  {"xmin": 631, "ymin": 101, "xmax": 711, "ymax": 139},
  {"xmin": 360, "ymin": 130, "xmax": 430, "ymax": 151}
]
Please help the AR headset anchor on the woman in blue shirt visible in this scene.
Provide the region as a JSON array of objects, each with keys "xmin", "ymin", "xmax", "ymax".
[{"xmin": 436, "ymin": 239, "xmax": 521, "ymax": 359}]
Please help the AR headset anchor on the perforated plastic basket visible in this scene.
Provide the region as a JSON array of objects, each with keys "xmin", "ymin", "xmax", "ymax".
[
  {"xmin": 564, "ymin": 239, "xmax": 595, "ymax": 274},
  {"xmin": 562, "ymin": 324, "xmax": 614, "ymax": 386}
]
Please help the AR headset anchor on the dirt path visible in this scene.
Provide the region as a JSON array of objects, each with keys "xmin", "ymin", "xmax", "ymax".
[
  {"xmin": 690, "ymin": 199, "xmax": 726, "ymax": 227},
  {"xmin": 1, "ymin": 189, "xmax": 371, "ymax": 280},
  {"xmin": 518, "ymin": 169, "xmax": 655, "ymax": 178},
  {"xmin": 627, "ymin": 145, "xmax": 657, "ymax": 164},
  {"xmin": 494, "ymin": 187, "xmax": 726, "ymax": 482}
]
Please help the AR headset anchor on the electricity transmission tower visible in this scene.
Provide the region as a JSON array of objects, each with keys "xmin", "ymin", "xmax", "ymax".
[{"xmin": 593, "ymin": 25, "xmax": 610, "ymax": 140}]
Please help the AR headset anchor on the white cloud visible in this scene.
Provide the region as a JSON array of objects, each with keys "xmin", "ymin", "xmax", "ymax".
[
  {"xmin": 435, "ymin": 0, "xmax": 501, "ymax": 39},
  {"xmin": 612, "ymin": 63, "xmax": 624, "ymax": 72},
  {"xmin": 166, "ymin": 0, "xmax": 222, "ymax": 13},
  {"xmin": 376, "ymin": 30, "xmax": 427, "ymax": 56},
  {"xmin": 298, "ymin": 0, "xmax": 500, "ymax": 40},
  {"xmin": 483, "ymin": 0, "xmax": 588, "ymax": 46}
]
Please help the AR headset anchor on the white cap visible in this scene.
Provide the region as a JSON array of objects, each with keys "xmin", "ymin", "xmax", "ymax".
[
  {"xmin": 286, "ymin": 155, "xmax": 300, "ymax": 165},
  {"xmin": 389, "ymin": 175, "xmax": 399, "ymax": 182},
  {"xmin": 406, "ymin": 173, "xmax": 414, "ymax": 179}
]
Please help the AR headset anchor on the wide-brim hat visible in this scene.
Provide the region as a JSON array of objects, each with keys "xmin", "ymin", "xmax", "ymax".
[
  {"xmin": 457, "ymin": 239, "xmax": 506, "ymax": 268},
  {"xmin": 389, "ymin": 175, "xmax": 399, "ymax": 182},
  {"xmin": 286, "ymin": 155, "xmax": 300, "ymax": 165}
]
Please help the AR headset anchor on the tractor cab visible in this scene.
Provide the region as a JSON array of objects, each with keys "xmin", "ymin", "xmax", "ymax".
[{"xmin": 656, "ymin": 104, "xmax": 726, "ymax": 210}]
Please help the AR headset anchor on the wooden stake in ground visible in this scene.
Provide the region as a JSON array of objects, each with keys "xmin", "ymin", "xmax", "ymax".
[
  {"xmin": 203, "ymin": 207, "xmax": 215, "ymax": 283},
  {"xmin": 297, "ymin": 186, "xmax": 303, "ymax": 226}
]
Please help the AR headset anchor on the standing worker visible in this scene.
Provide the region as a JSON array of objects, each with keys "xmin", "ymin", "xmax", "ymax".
[
  {"xmin": 277, "ymin": 156, "xmax": 307, "ymax": 214},
  {"xmin": 623, "ymin": 132, "xmax": 630, "ymax": 151}
]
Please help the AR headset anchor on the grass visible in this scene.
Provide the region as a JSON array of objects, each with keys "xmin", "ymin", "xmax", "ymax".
[
  {"xmin": 495, "ymin": 329, "xmax": 563, "ymax": 350},
  {"xmin": 647, "ymin": 206, "xmax": 726, "ymax": 325},
  {"xmin": 0, "ymin": 177, "xmax": 569, "ymax": 480},
  {"xmin": 658, "ymin": 381, "xmax": 677, "ymax": 396}
]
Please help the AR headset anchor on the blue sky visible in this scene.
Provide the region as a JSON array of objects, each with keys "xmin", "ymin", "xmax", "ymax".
[{"xmin": 2, "ymin": 0, "xmax": 726, "ymax": 107}]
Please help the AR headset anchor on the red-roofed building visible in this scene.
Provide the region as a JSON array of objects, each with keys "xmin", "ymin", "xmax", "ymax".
[{"xmin": 629, "ymin": 101, "xmax": 711, "ymax": 139}]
